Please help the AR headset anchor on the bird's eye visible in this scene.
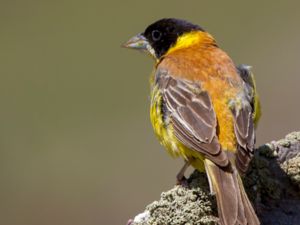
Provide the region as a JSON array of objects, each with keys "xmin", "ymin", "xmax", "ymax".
[{"xmin": 152, "ymin": 30, "xmax": 162, "ymax": 41}]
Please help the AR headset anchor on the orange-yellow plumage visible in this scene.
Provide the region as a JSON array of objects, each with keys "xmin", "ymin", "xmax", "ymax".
[
  {"xmin": 159, "ymin": 31, "xmax": 241, "ymax": 152},
  {"xmin": 124, "ymin": 18, "xmax": 260, "ymax": 225}
]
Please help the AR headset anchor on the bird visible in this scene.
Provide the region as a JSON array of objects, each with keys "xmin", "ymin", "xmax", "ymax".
[{"xmin": 123, "ymin": 18, "xmax": 261, "ymax": 225}]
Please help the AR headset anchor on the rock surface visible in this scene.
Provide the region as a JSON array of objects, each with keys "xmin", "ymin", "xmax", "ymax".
[{"xmin": 129, "ymin": 132, "xmax": 300, "ymax": 225}]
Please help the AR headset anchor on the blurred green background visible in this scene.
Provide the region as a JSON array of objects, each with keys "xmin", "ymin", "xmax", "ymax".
[{"xmin": 0, "ymin": 1, "xmax": 300, "ymax": 224}]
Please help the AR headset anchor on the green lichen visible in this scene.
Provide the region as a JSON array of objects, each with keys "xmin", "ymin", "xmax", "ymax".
[{"xmin": 281, "ymin": 156, "xmax": 300, "ymax": 189}]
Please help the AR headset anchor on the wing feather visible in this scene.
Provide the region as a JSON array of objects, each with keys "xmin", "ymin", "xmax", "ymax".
[
  {"xmin": 157, "ymin": 70, "xmax": 229, "ymax": 168},
  {"xmin": 232, "ymin": 65, "xmax": 257, "ymax": 174}
]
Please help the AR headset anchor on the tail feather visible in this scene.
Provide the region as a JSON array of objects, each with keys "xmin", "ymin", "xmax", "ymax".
[
  {"xmin": 238, "ymin": 176, "xmax": 260, "ymax": 225},
  {"xmin": 204, "ymin": 159, "xmax": 260, "ymax": 225}
]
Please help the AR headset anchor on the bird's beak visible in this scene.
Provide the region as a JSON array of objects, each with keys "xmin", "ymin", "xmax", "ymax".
[{"xmin": 122, "ymin": 33, "xmax": 149, "ymax": 50}]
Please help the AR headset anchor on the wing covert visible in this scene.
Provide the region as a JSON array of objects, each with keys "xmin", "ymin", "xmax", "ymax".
[
  {"xmin": 232, "ymin": 65, "xmax": 258, "ymax": 174},
  {"xmin": 157, "ymin": 69, "xmax": 229, "ymax": 167}
]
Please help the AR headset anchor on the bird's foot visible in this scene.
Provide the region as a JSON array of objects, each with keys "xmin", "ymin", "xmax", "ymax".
[{"xmin": 176, "ymin": 175, "xmax": 189, "ymax": 187}]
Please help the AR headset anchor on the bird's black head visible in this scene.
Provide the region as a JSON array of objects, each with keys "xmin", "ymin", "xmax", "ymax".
[
  {"xmin": 143, "ymin": 18, "xmax": 204, "ymax": 58},
  {"xmin": 123, "ymin": 18, "xmax": 205, "ymax": 59}
]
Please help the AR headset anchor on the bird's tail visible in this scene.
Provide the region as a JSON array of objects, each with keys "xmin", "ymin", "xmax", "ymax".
[{"xmin": 204, "ymin": 159, "xmax": 260, "ymax": 225}]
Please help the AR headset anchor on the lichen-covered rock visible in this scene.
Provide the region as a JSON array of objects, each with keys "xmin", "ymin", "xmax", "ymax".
[
  {"xmin": 242, "ymin": 132, "xmax": 300, "ymax": 224},
  {"xmin": 128, "ymin": 132, "xmax": 300, "ymax": 225},
  {"xmin": 131, "ymin": 172, "xmax": 219, "ymax": 225},
  {"xmin": 281, "ymin": 156, "xmax": 300, "ymax": 189},
  {"xmin": 275, "ymin": 132, "xmax": 300, "ymax": 189}
]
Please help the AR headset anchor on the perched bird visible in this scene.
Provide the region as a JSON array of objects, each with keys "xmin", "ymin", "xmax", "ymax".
[{"xmin": 123, "ymin": 18, "xmax": 260, "ymax": 225}]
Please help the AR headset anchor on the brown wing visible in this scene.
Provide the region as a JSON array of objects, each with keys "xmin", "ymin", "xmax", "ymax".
[
  {"xmin": 157, "ymin": 69, "xmax": 229, "ymax": 167},
  {"xmin": 231, "ymin": 104, "xmax": 255, "ymax": 174},
  {"xmin": 231, "ymin": 65, "xmax": 256, "ymax": 174}
]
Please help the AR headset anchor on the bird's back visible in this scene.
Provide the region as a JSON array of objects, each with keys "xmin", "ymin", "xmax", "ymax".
[{"xmin": 157, "ymin": 44, "xmax": 244, "ymax": 153}]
